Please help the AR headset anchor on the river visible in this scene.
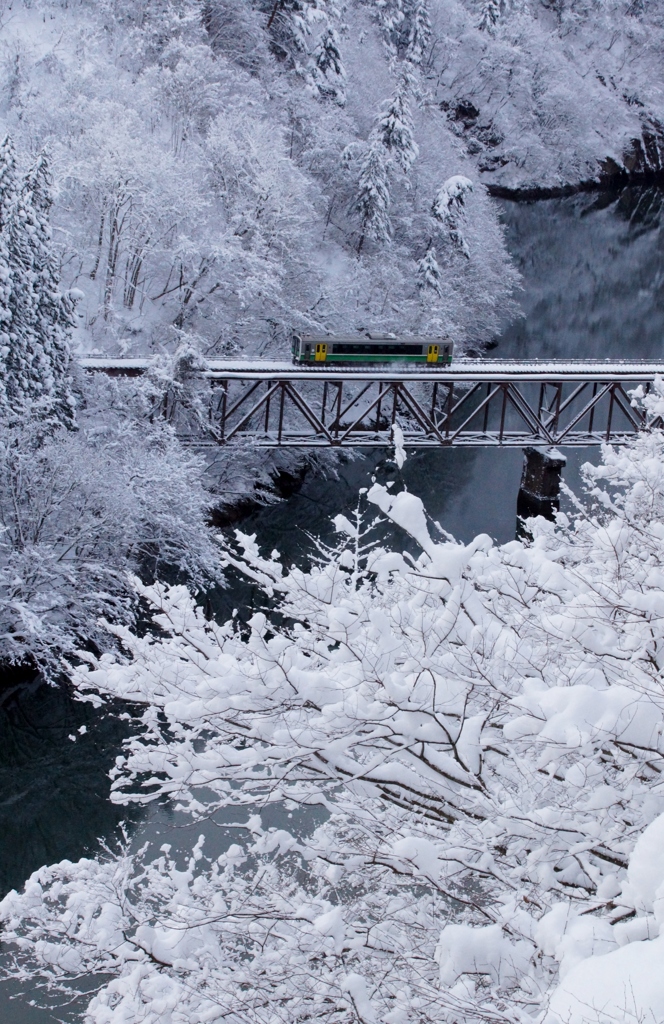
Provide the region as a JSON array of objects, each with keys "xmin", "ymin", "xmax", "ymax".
[{"xmin": 2, "ymin": 185, "xmax": 664, "ymax": 1021}]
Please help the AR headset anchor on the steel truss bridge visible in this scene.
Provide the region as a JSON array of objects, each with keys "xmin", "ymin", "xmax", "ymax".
[{"xmin": 81, "ymin": 359, "xmax": 664, "ymax": 448}]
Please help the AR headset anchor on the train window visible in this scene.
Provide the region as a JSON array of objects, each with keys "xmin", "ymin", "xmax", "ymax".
[{"xmin": 332, "ymin": 343, "xmax": 422, "ymax": 355}]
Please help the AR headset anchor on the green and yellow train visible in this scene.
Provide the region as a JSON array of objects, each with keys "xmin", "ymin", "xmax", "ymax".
[{"xmin": 292, "ymin": 333, "xmax": 454, "ymax": 366}]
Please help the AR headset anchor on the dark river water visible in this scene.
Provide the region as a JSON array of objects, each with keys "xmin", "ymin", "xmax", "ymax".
[{"xmin": 2, "ymin": 186, "xmax": 664, "ymax": 1021}]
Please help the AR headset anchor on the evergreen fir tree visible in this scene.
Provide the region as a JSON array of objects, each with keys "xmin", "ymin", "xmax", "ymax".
[
  {"xmin": 376, "ymin": 0, "xmax": 405, "ymax": 57},
  {"xmin": 268, "ymin": 0, "xmax": 321, "ymax": 57},
  {"xmin": 1, "ymin": 137, "xmax": 38, "ymax": 423},
  {"xmin": 0, "ymin": 137, "xmax": 17, "ymax": 416},
  {"xmin": 288, "ymin": 0, "xmax": 316, "ymax": 53},
  {"xmin": 0, "ymin": 142, "xmax": 76, "ymax": 429},
  {"xmin": 311, "ymin": 25, "xmax": 346, "ymax": 103},
  {"xmin": 5, "ymin": 163, "xmax": 47, "ymax": 422},
  {"xmin": 432, "ymin": 175, "xmax": 474, "ymax": 258},
  {"xmin": 404, "ymin": 0, "xmax": 431, "ymax": 63},
  {"xmin": 268, "ymin": 0, "xmax": 347, "ymax": 105},
  {"xmin": 377, "ymin": 0, "xmax": 430, "ymax": 63},
  {"xmin": 354, "ymin": 141, "xmax": 391, "ymax": 252},
  {"xmin": 376, "ymin": 75, "xmax": 419, "ymax": 171},
  {"xmin": 478, "ymin": 0, "xmax": 501, "ymax": 33},
  {"xmin": 417, "ymin": 244, "xmax": 443, "ymax": 295},
  {"xmin": 21, "ymin": 154, "xmax": 77, "ymax": 429}
]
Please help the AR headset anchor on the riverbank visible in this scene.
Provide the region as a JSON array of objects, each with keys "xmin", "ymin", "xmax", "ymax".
[{"xmin": 487, "ymin": 168, "xmax": 664, "ymax": 201}]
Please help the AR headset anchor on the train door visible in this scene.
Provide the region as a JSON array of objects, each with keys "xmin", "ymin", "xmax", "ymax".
[
  {"xmin": 427, "ymin": 344, "xmax": 439, "ymax": 363},
  {"xmin": 315, "ymin": 342, "xmax": 328, "ymax": 362}
]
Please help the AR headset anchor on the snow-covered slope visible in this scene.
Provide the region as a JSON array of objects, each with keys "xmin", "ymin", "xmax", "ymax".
[
  {"xmin": 430, "ymin": 0, "xmax": 664, "ymax": 195},
  {"xmin": 0, "ymin": 0, "xmax": 518, "ymax": 359},
  {"xmin": 1, "ymin": 0, "xmax": 660, "ymax": 360}
]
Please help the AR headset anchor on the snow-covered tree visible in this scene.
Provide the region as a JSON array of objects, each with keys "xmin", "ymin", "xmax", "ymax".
[
  {"xmin": 268, "ymin": 0, "xmax": 325, "ymax": 59},
  {"xmin": 403, "ymin": 0, "xmax": 431, "ymax": 63},
  {"xmin": 7, "ymin": 399, "xmax": 664, "ymax": 1022},
  {"xmin": 17, "ymin": 153, "xmax": 77, "ymax": 429},
  {"xmin": 0, "ymin": 140, "xmax": 77, "ymax": 429},
  {"xmin": 376, "ymin": 72, "xmax": 419, "ymax": 172},
  {"xmin": 0, "ymin": 403, "xmax": 221, "ymax": 677},
  {"xmin": 353, "ymin": 140, "xmax": 391, "ymax": 251},
  {"xmin": 268, "ymin": 0, "xmax": 347, "ymax": 103},
  {"xmin": 3, "ymin": 148, "xmax": 46, "ymax": 419},
  {"xmin": 417, "ymin": 243, "xmax": 443, "ymax": 294},
  {"xmin": 376, "ymin": 0, "xmax": 431, "ymax": 63},
  {"xmin": 0, "ymin": 136, "xmax": 15, "ymax": 414},
  {"xmin": 0, "ymin": 134, "xmax": 228, "ymax": 676},
  {"xmin": 311, "ymin": 25, "xmax": 346, "ymax": 103},
  {"xmin": 478, "ymin": 0, "xmax": 501, "ymax": 33},
  {"xmin": 432, "ymin": 174, "xmax": 475, "ymax": 258}
]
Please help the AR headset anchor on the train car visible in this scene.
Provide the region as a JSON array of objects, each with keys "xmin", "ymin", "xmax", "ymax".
[{"xmin": 292, "ymin": 333, "xmax": 454, "ymax": 366}]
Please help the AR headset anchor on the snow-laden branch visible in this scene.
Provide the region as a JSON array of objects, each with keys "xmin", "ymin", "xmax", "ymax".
[{"xmin": 6, "ymin": 426, "xmax": 664, "ymax": 1022}]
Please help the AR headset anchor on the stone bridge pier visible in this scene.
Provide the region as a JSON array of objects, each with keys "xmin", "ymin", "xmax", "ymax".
[{"xmin": 516, "ymin": 446, "xmax": 567, "ymax": 537}]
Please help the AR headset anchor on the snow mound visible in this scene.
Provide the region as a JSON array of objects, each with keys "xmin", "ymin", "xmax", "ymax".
[
  {"xmin": 547, "ymin": 935, "xmax": 664, "ymax": 1024},
  {"xmin": 623, "ymin": 812, "xmax": 664, "ymax": 916}
]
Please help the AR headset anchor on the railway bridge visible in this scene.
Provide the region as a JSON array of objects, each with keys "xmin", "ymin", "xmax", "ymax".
[{"xmin": 82, "ymin": 358, "xmax": 664, "ymax": 449}]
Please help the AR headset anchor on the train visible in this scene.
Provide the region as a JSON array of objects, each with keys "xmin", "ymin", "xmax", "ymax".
[{"xmin": 292, "ymin": 333, "xmax": 454, "ymax": 366}]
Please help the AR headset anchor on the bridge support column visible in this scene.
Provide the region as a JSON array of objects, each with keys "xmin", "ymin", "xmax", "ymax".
[{"xmin": 516, "ymin": 446, "xmax": 566, "ymax": 538}]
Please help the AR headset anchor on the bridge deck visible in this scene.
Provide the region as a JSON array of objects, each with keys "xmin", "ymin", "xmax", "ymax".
[
  {"xmin": 79, "ymin": 358, "xmax": 664, "ymax": 447},
  {"xmin": 80, "ymin": 357, "xmax": 664, "ymax": 381}
]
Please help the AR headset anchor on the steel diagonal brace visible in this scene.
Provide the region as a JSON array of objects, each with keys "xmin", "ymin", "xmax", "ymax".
[
  {"xmin": 336, "ymin": 384, "xmax": 397, "ymax": 443},
  {"xmin": 545, "ymin": 381, "xmax": 588, "ymax": 422},
  {"xmin": 610, "ymin": 384, "xmax": 647, "ymax": 429},
  {"xmin": 446, "ymin": 384, "xmax": 504, "ymax": 442},
  {"xmin": 554, "ymin": 382, "xmax": 615, "ymax": 442},
  {"xmin": 393, "ymin": 384, "xmax": 447, "ymax": 443},
  {"xmin": 222, "ymin": 381, "xmax": 283, "ymax": 441},
  {"xmin": 221, "ymin": 379, "xmax": 263, "ymax": 423},
  {"xmin": 536, "ymin": 381, "xmax": 583, "ymax": 432},
  {"xmin": 504, "ymin": 383, "xmax": 556, "ymax": 443},
  {"xmin": 329, "ymin": 381, "xmax": 375, "ymax": 430},
  {"xmin": 440, "ymin": 381, "xmax": 484, "ymax": 424},
  {"xmin": 281, "ymin": 382, "xmax": 334, "ymax": 442},
  {"xmin": 539, "ymin": 381, "xmax": 563, "ymax": 419}
]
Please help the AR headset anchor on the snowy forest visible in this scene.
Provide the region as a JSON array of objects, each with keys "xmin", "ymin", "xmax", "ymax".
[
  {"xmin": 1, "ymin": 0, "xmax": 663, "ymax": 357},
  {"xmin": 3, "ymin": 0, "xmax": 664, "ymax": 1023}
]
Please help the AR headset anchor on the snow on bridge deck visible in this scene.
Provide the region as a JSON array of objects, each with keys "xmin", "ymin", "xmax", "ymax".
[
  {"xmin": 80, "ymin": 357, "xmax": 664, "ymax": 382},
  {"xmin": 78, "ymin": 358, "xmax": 664, "ymax": 447}
]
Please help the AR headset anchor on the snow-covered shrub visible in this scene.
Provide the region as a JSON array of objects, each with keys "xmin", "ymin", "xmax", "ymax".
[
  {"xmin": 0, "ymin": 413, "xmax": 220, "ymax": 676},
  {"xmin": 5, "ymin": 424, "xmax": 664, "ymax": 1022}
]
